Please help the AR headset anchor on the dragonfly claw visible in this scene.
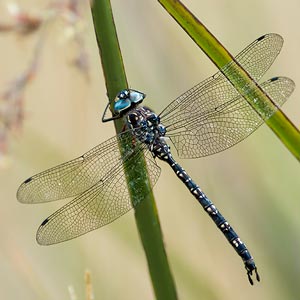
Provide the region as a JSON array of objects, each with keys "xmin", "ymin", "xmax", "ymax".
[{"xmin": 247, "ymin": 267, "xmax": 260, "ymax": 285}]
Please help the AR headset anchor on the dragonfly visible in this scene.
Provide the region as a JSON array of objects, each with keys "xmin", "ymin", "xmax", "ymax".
[{"xmin": 17, "ymin": 33, "xmax": 295, "ymax": 285}]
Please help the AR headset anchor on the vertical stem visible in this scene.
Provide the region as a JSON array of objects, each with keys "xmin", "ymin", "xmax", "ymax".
[{"xmin": 91, "ymin": 1, "xmax": 178, "ymax": 299}]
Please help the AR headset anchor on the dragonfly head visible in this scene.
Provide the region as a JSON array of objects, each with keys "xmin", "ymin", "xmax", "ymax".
[
  {"xmin": 114, "ymin": 89, "xmax": 146, "ymax": 116},
  {"xmin": 102, "ymin": 89, "xmax": 146, "ymax": 122}
]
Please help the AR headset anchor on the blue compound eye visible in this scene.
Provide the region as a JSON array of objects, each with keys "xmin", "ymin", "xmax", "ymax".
[
  {"xmin": 114, "ymin": 98, "xmax": 131, "ymax": 113},
  {"xmin": 113, "ymin": 89, "xmax": 146, "ymax": 115},
  {"xmin": 129, "ymin": 90, "xmax": 145, "ymax": 104}
]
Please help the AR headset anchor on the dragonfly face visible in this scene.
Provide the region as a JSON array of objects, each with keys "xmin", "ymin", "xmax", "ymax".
[{"xmin": 113, "ymin": 89, "xmax": 146, "ymax": 116}]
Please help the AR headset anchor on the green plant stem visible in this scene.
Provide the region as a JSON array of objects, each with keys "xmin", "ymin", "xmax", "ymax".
[
  {"xmin": 91, "ymin": 1, "xmax": 178, "ymax": 299},
  {"xmin": 158, "ymin": 0, "xmax": 300, "ymax": 161}
]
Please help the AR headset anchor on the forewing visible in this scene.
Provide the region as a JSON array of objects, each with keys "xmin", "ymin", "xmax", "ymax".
[
  {"xmin": 167, "ymin": 77, "xmax": 295, "ymax": 158},
  {"xmin": 17, "ymin": 131, "xmax": 144, "ymax": 203},
  {"xmin": 36, "ymin": 145, "xmax": 161, "ymax": 245},
  {"xmin": 159, "ymin": 33, "xmax": 283, "ymax": 122},
  {"xmin": 234, "ymin": 33, "xmax": 283, "ymax": 81}
]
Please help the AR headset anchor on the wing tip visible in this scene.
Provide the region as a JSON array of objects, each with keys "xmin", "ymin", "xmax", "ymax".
[
  {"xmin": 40, "ymin": 218, "xmax": 50, "ymax": 226},
  {"xmin": 24, "ymin": 177, "xmax": 33, "ymax": 184},
  {"xmin": 257, "ymin": 33, "xmax": 283, "ymax": 42},
  {"xmin": 36, "ymin": 218, "xmax": 52, "ymax": 246},
  {"xmin": 257, "ymin": 34, "xmax": 266, "ymax": 42},
  {"xmin": 269, "ymin": 76, "xmax": 296, "ymax": 92},
  {"xmin": 16, "ymin": 177, "xmax": 33, "ymax": 203}
]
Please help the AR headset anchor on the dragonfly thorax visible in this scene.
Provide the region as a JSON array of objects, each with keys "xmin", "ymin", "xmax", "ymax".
[{"xmin": 126, "ymin": 107, "xmax": 167, "ymax": 146}]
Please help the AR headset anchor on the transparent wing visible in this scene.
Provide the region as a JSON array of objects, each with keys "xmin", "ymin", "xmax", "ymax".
[
  {"xmin": 166, "ymin": 77, "xmax": 295, "ymax": 158},
  {"xmin": 159, "ymin": 33, "xmax": 283, "ymax": 121},
  {"xmin": 234, "ymin": 33, "xmax": 283, "ymax": 81},
  {"xmin": 17, "ymin": 130, "xmax": 160, "ymax": 203},
  {"xmin": 36, "ymin": 146, "xmax": 160, "ymax": 245}
]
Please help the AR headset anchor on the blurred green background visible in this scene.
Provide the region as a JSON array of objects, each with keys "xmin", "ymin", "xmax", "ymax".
[{"xmin": 1, "ymin": 0, "xmax": 300, "ymax": 299}]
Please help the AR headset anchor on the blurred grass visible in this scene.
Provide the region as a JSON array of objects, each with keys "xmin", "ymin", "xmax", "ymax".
[{"xmin": 1, "ymin": 0, "xmax": 300, "ymax": 299}]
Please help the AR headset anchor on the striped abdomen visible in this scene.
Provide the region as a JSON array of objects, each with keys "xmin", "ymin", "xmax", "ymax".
[{"xmin": 152, "ymin": 140, "xmax": 259, "ymax": 284}]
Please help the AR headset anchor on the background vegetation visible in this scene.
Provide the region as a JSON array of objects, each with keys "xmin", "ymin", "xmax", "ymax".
[{"xmin": 1, "ymin": 0, "xmax": 300, "ymax": 299}]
